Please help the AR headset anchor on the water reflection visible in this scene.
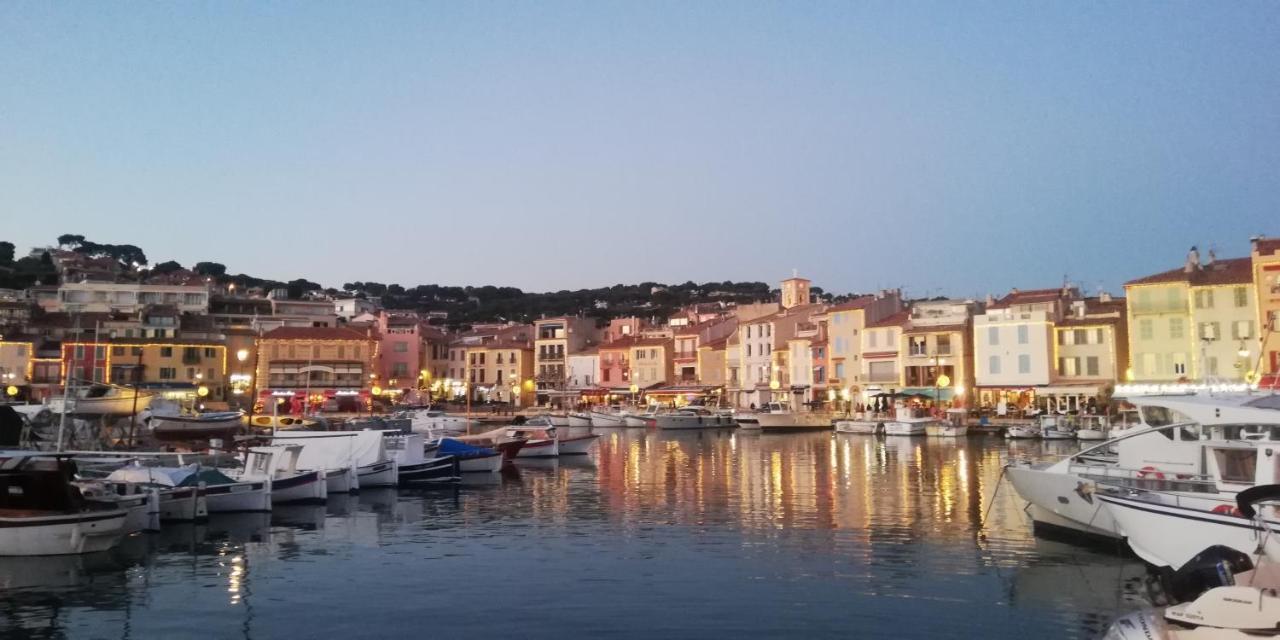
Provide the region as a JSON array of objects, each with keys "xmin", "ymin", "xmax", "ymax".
[{"xmin": 0, "ymin": 432, "xmax": 1140, "ymax": 639}]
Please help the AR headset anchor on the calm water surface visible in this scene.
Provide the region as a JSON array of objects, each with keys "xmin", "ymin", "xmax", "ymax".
[{"xmin": 1, "ymin": 431, "xmax": 1147, "ymax": 638}]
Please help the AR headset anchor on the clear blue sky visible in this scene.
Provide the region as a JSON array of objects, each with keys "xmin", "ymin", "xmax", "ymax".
[{"xmin": 2, "ymin": 2, "xmax": 1276, "ymax": 298}]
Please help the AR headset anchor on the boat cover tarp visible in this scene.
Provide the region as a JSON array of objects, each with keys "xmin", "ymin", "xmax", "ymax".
[
  {"xmin": 106, "ymin": 464, "xmax": 208, "ymax": 487},
  {"xmin": 437, "ymin": 438, "xmax": 495, "ymax": 458},
  {"xmin": 269, "ymin": 431, "xmax": 388, "ymax": 471},
  {"xmin": 385, "ymin": 433, "xmax": 425, "ymax": 466},
  {"xmin": 177, "ymin": 468, "xmax": 238, "ymax": 487}
]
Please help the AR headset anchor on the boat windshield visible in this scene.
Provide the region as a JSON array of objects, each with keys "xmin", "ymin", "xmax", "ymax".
[{"xmin": 1140, "ymin": 405, "xmax": 1192, "ymax": 428}]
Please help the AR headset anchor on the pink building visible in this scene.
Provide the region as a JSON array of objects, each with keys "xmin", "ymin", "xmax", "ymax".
[{"xmin": 376, "ymin": 313, "xmax": 450, "ymax": 392}]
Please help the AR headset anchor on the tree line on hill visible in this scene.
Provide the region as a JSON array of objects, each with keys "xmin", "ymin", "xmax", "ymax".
[{"xmin": 0, "ymin": 234, "xmax": 858, "ymax": 328}]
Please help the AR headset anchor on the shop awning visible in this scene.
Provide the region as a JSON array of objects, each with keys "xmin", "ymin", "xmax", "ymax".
[{"xmin": 899, "ymin": 387, "xmax": 954, "ymax": 400}]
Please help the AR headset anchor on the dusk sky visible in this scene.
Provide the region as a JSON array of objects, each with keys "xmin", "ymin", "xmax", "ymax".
[{"xmin": 2, "ymin": 3, "xmax": 1276, "ymax": 299}]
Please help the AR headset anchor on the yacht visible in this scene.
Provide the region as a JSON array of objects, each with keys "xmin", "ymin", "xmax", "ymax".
[
  {"xmin": 884, "ymin": 416, "xmax": 933, "ymax": 436},
  {"xmin": 1006, "ymin": 391, "xmax": 1280, "ymax": 543},
  {"xmin": 1036, "ymin": 415, "xmax": 1076, "ymax": 440},
  {"xmin": 655, "ymin": 407, "xmax": 734, "ymax": 430},
  {"xmin": 589, "ymin": 407, "xmax": 627, "ymax": 428},
  {"xmin": 754, "ymin": 403, "xmax": 834, "ymax": 431}
]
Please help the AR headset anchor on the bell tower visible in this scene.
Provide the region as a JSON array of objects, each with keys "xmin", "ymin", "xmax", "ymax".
[{"xmin": 780, "ymin": 271, "xmax": 811, "ymax": 309}]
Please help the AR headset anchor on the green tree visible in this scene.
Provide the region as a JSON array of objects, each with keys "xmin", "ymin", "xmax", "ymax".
[
  {"xmin": 0, "ymin": 241, "xmax": 14, "ymax": 265},
  {"xmin": 194, "ymin": 262, "xmax": 227, "ymax": 277}
]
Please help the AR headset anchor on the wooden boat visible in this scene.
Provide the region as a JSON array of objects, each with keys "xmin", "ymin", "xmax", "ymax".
[
  {"xmin": 0, "ymin": 454, "xmax": 128, "ymax": 556},
  {"xmin": 566, "ymin": 412, "xmax": 593, "ymax": 428},
  {"xmin": 507, "ymin": 422, "xmax": 598, "ymax": 456},
  {"xmin": 430, "ymin": 439, "xmax": 504, "ymax": 473},
  {"xmin": 233, "ymin": 445, "xmax": 326, "ymax": 504},
  {"xmin": 68, "ymin": 385, "xmax": 155, "ymax": 417},
  {"xmin": 356, "ymin": 460, "xmax": 399, "ymax": 488},
  {"xmin": 150, "ymin": 410, "xmax": 244, "ymax": 442},
  {"xmin": 247, "ymin": 415, "xmax": 316, "ymax": 430},
  {"xmin": 102, "ymin": 464, "xmax": 209, "ymax": 521}
]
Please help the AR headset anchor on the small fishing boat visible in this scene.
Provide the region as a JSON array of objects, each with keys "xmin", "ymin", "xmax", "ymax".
[
  {"xmin": 76, "ymin": 481, "xmax": 160, "ymax": 533},
  {"xmin": 408, "ymin": 408, "xmax": 473, "ymax": 437},
  {"xmin": 149, "ymin": 410, "xmax": 244, "ymax": 442},
  {"xmin": 356, "ymin": 460, "xmax": 398, "ymax": 488},
  {"xmin": 508, "ymin": 422, "xmax": 598, "ymax": 456},
  {"xmin": 538, "ymin": 412, "xmax": 570, "ymax": 428},
  {"xmin": 384, "ymin": 433, "xmax": 461, "ymax": 485},
  {"xmin": 623, "ymin": 411, "xmax": 657, "ymax": 428},
  {"xmin": 1074, "ymin": 415, "xmax": 1109, "ymax": 441},
  {"xmin": 1004, "ymin": 424, "xmax": 1040, "ymax": 439},
  {"xmin": 234, "ymin": 445, "xmax": 326, "ymax": 504},
  {"xmin": 567, "ymin": 411, "xmax": 593, "ymax": 428},
  {"xmin": 589, "ymin": 408, "xmax": 627, "ymax": 428},
  {"xmin": 68, "ymin": 385, "xmax": 156, "ymax": 417},
  {"xmin": 102, "ymin": 464, "xmax": 209, "ymax": 521},
  {"xmin": 834, "ymin": 419, "xmax": 880, "ymax": 434},
  {"xmin": 754, "ymin": 403, "xmax": 834, "ymax": 431},
  {"xmin": 323, "ymin": 467, "xmax": 358, "ymax": 494},
  {"xmin": 0, "ymin": 454, "xmax": 128, "ymax": 556},
  {"xmin": 1037, "ymin": 415, "xmax": 1075, "ymax": 440},
  {"xmin": 432, "ymin": 438, "xmax": 504, "ymax": 473}
]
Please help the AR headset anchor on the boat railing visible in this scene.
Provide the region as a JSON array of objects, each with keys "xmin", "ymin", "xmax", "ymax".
[
  {"xmin": 1069, "ymin": 461, "xmax": 1218, "ymax": 492},
  {"xmin": 1099, "ymin": 483, "xmax": 1259, "ymax": 513}
]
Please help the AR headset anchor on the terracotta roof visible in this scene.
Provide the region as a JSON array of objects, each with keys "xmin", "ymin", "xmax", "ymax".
[
  {"xmin": 598, "ymin": 338, "xmax": 636, "ymax": 351},
  {"xmin": 987, "ymin": 288, "xmax": 1067, "ymax": 310},
  {"xmin": 867, "ymin": 310, "xmax": 910, "ymax": 328},
  {"xmin": 628, "ymin": 337, "xmax": 671, "ymax": 348},
  {"xmin": 1056, "ymin": 315, "xmax": 1122, "ymax": 328},
  {"xmin": 1125, "ymin": 257, "xmax": 1251, "ymax": 287},
  {"xmin": 260, "ymin": 327, "xmax": 372, "ymax": 341},
  {"xmin": 824, "ymin": 295, "xmax": 876, "ymax": 313}
]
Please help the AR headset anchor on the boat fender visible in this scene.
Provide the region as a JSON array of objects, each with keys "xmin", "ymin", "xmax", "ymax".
[
  {"xmin": 1210, "ymin": 504, "xmax": 1243, "ymax": 517},
  {"xmin": 1237, "ymin": 484, "xmax": 1280, "ymax": 519},
  {"xmin": 1136, "ymin": 466, "xmax": 1165, "ymax": 480}
]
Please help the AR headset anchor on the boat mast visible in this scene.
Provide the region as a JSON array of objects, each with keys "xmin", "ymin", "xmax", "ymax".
[{"xmin": 55, "ymin": 314, "xmax": 80, "ymax": 452}]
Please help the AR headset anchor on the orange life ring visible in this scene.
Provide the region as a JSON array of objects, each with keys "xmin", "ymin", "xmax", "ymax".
[
  {"xmin": 1137, "ymin": 466, "xmax": 1165, "ymax": 480},
  {"xmin": 1211, "ymin": 504, "xmax": 1243, "ymax": 517}
]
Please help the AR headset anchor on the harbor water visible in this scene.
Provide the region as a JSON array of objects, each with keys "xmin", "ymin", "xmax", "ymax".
[{"xmin": 2, "ymin": 431, "xmax": 1146, "ymax": 638}]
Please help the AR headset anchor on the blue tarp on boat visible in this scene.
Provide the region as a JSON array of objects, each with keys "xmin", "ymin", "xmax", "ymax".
[{"xmin": 436, "ymin": 438, "xmax": 496, "ymax": 458}]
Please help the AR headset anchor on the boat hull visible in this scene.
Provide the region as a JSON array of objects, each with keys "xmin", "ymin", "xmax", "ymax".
[
  {"xmin": 925, "ymin": 425, "xmax": 968, "ymax": 437},
  {"xmin": 590, "ymin": 413, "xmax": 626, "ymax": 428},
  {"xmin": 459, "ymin": 452, "xmax": 504, "ymax": 473},
  {"xmin": 1005, "ymin": 463, "xmax": 1120, "ymax": 540},
  {"xmin": 623, "ymin": 415, "xmax": 654, "ymax": 428},
  {"xmin": 883, "ymin": 422, "xmax": 926, "ymax": 436},
  {"xmin": 1076, "ymin": 429, "xmax": 1107, "ymax": 441},
  {"xmin": 204, "ymin": 481, "xmax": 272, "ymax": 512},
  {"xmin": 567, "ymin": 414, "xmax": 593, "ymax": 428},
  {"xmin": 756, "ymin": 412, "xmax": 833, "ymax": 431},
  {"xmin": 398, "ymin": 457, "xmax": 461, "ymax": 486},
  {"xmin": 656, "ymin": 414, "xmax": 734, "ymax": 430},
  {"xmin": 1099, "ymin": 492, "xmax": 1280, "ymax": 568},
  {"xmin": 834, "ymin": 420, "xmax": 880, "ymax": 434},
  {"xmin": 356, "ymin": 460, "xmax": 399, "ymax": 488},
  {"xmin": 516, "ymin": 439, "xmax": 559, "ymax": 458},
  {"xmin": 0, "ymin": 510, "xmax": 128, "ymax": 556},
  {"xmin": 270, "ymin": 471, "xmax": 327, "ymax": 504},
  {"xmin": 324, "ymin": 467, "xmax": 358, "ymax": 494},
  {"xmin": 544, "ymin": 414, "xmax": 571, "ymax": 428},
  {"xmin": 1005, "ymin": 426, "xmax": 1040, "ymax": 439},
  {"xmin": 70, "ymin": 394, "xmax": 154, "ymax": 417},
  {"xmin": 151, "ymin": 413, "xmax": 242, "ymax": 442},
  {"xmin": 158, "ymin": 486, "xmax": 208, "ymax": 521},
  {"xmin": 557, "ymin": 435, "xmax": 599, "ymax": 455}
]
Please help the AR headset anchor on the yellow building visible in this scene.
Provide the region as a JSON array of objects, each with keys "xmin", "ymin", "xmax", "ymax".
[
  {"xmin": 255, "ymin": 326, "xmax": 377, "ymax": 412},
  {"xmin": 1252, "ymin": 237, "xmax": 1280, "ymax": 379},
  {"xmin": 463, "ymin": 340, "xmax": 535, "ymax": 405},
  {"xmin": 629, "ymin": 338, "xmax": 673, "ymax": 390},
  {"xmin": 1125, "ymin": 250, "xmax": 1256, "ymax": 383},
  {"xmin": 100, "ymin": 338, "xmax": 230, "ymax": 404},
  {"xmin": 0, "ymin": 338, "xmax": 34, "ymax": 398},
  {"xmin": 696, "ymin": 338, "xmax": 729, "ymax": 387}
]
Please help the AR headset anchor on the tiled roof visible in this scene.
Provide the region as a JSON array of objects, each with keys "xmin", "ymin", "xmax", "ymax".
[
  {"xmin": 627, "ymin": 337, "xmax": 671, "ymax": 348},
  {"xmin": 1254, "ymin": 238, "xmax": 1280, "ymax": 255},
  {"xmin": 867, "ymin": 310, "xmax": 910, "ymax": 328},
  {"xmin": 824, "ymin": 295, "xmax": 875, "ymax": 313},
  {"xmin": 261, "ymin": 327, "xmax": 372, "ymax": 341},
  {"xmin": 987, "ymin": 288, "xmax": 1066, "ymax": 310},
  {"xmin": 1124, "ymin": 257, "xmax": 1251, "ymax": 287}
]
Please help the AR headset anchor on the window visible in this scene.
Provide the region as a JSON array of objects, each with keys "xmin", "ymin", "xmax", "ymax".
[
  {"xmin": 1018, "ymin": 354, "xmax": 1031, "ymax": 374},
  {"xmin": 353, "ymin": 346, "xmax": 361, "ymax": 359},
  {"xmin": 1234, "ymin": 287, "xmax": 1248, "ymax": 308},
  {"xmin": 496, "ymin": 353, "xmax": 504, "ymax": 365},
  {"xmin": 869, "ymin": 331, "xmax": 877, "ymax": 348},
  {"xmin": 834, "ymin": 362, "xmax": 845, "ymax": 379},
  {"xmin": 159, "ymin": 367, "xmax": 176, "ymax": 380},
  {"xmin": 987, "ymin": 326, "xmax": 999, "ymax": 346},
  {"xmin": 160, "ymin": 346, "xmax": 173, "ymax": 357},
  {"xmin": 112, "ymin": 346, "xmax": 124, "ymax": 356},
  {"xmin": 936, "ymin": 334, "xmax": 951, "ymax": 355},
  {"xmin": 1086, "ymin": 356, "xmax": 1099, "ymax": 376},
  {"xmin": 1139, "ymin": 319, "xmax": 1153, "ymax": 340},
  {"xmin": 479, "ymin": 353, "xmax": 486, "ymax": 365},
  {"xmin": 1095, "ymin": 329, "xmax": 1105, "ymax": 344},
  {"xmin": 204, "ymin": 348, "xmax": 217, "ymax": 357},
  {"xmin": 988, "ymin": 356, "xmax": 1001, "ymax": 375},
  {"xmin": 1172, "ymin": 353, "xmax": 1187, "ymax": 375},
  {"xmin": 131, "ymin": 347, "xmax": 143, "ymax": 356},
  {"xmin": 394, "ymin": 342, "xmax": 408, "ymax": 353},
  {"xmin": 1195, "ymin": 289, "xmax": 1214, "ymax": 309},
  {"xmin": 1169, "ymin": 317, "xmax": 1184, "ymax": 339},
  {"xmin": 1199, "ymin": 322, "xmax": 1220, "ymax": 341},
  {"xmin": 1073, "ymin": 329, "xmax": 1087, "ymax": 345},
  {"xmin": 603, "ymin": 369, "xmax": 611, "ymax": 382},
  {"xmin": 1233, "ymin": 321, "xmax": 1254, "ymax": 340},
  {"xmin": 1017, "ymin": 325, "xmax": 1028, "ymax": 344},
  {"xmin": 74, "ymin": 345, "xmax": 84, "ymax": 359},
  {"xmin": 1058, "ymin": 331, "xmax": 1071, "ymax": 346},
  {"xmin": 312, "ymin": 345, "xmax": 320, "ymax": 358}
]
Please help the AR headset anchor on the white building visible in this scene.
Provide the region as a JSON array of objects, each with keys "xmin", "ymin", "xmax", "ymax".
[
  {"xmin": 567, "ymin": 352, "xmax": 600, "ymax": 390},
  {"xmin": 972, "ymin": 288, "xmax": 1073, "ymax": 412},
  {"xmin": 42, "ymin": 282, "xmax": 210, "ymax": 315},
  {"xmin": 334, "ymin": 297, "xmax": 379, "ymax": 320}
]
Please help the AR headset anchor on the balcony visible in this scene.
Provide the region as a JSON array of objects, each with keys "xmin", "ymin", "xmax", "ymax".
[{"xmin": 538, "ymin": 353, "xmax": 565, "ymax": 362}]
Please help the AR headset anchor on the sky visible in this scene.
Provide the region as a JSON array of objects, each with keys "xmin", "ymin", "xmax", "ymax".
[{"xmin": 1, "ymin": 2, "xmax": 1277, "ymax": 299}]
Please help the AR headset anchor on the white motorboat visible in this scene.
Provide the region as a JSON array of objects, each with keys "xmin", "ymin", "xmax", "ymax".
[
  {"xmin": 408, "ymin": 408, "xmax": 473, "ymax": 437},
  {"xmin": 623, "ymin": 412, "xmax": 657, "ymax": 428},
  {"xmin": 735, "ymin": 412, "xmax": 761, "ymax": 430},
  {"xmin": 834, "ymin": 418, "xmax": 881, "ymax": 434},
  {"xmin": 384, "ymin": 433, "xmax": 461, "ymax": 485},
  {"xmin": 1037, "ymin": 415, "xmax": 1076, "ymax": 440},
  {"xmin": 0, "ymin": 454, "xmax": 128, "ymax": 556},
  {"xmin": 925, "ymin": 422, "xmax": 968, "ymax": 437},
  {"xmin": 655, "ymin": 408, "xmax": 734, "ymax": 430},
  {"xmin": 754, "ymin": 403, "xmax": 833, "ymax": 431},
  {"xmin": 67, "ymin": 385, "xmax": 155, "ymax": 417},
  {"xmin": 507, "ymin": 423, "xmax": 597, "ymax": 455},
  {"xmin": 567, "ymin": 411, "xmax": 593, "ymax": 428},
  {"xmin": 540, "ymin": 412, "xmax": 571, "ymax": 428},
  {"xmin": 1074, "ymin": 415, "xmax": 1109, "ymax": 441},
  {"xmin": 589, "ymin": 408, "xmax": 627, "ymax": 428},
  {"xmin": 429, "ymin": 438, "xmax": 505, "ymax": 473},
  {"xmin": 235, "ymin": 445, "xmax": 326, "ymax": 504},
  {"xmin": 1005, "ymin": 424, "xmax": 1040, "ymax": 439},
  {"xmin": 1007, "ymin": 391, "xmax": 1280, "ymax": 543},
  {"xmin": 884, "ymin": 419, "xmax": 930, "ymax": 436},
  {"xmin": 356, "ymin": 460, "xmax": 399, "ymax": 488}
]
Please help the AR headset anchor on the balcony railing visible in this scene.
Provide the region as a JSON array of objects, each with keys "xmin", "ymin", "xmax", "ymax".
[{"xmin": 538, "ymin": 353, "xmax": 565, "ymax": 362}]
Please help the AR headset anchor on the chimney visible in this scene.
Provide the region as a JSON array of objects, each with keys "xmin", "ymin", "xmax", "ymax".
[
  {"xmin": 1185, "ymin": 246, "xmax": 1200, "ymax": 273},
  {"xmin": 1099, "ymin": 291, "xmax": 1113, "ymax": 303},
  {"xmin": 1010, "ymin": 287, "xmax": 1019, "ymax": 295}
]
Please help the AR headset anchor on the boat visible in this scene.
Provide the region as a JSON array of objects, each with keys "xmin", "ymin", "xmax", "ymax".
[
  {"xmin": 589, "ymin": 408, "xmax": 627, "ymax": 428},
  {"xmin": 834, "ymin": 418, "xmax": 880, "ymax": 434},
  {"xmin": 566, "ymin": 411, "xmax": 593, "ymax": 428},
  {"xmin": 1037, "ymin": 415, "xmax": 1076, "ymax": 440},
  {"xmin": 384, "ymin": 433, "xmax": 461, "ymax": 485},
  {"xmin": 323, "ymin": 467, "xmax": 358, "ymax": 494},
  {"xmin": 148, "ymin": 410, "xmax": 244, "ymax": 442},
  {"xmin": 1006, "ymin": 391, "xmax": 1280, "ymax": 543},
  {"xmin": 246, "ymin": 415, "xmax": 316, "ymax": 430},
  {"xmin": 356, "ymin": 460, "xmax": 399, "ymax": 488},
  {"xmin": 623, "ymin": 412, "xmax": 657, "ymax": 428},
  {"xmin": 68, "ymin": 385, "xmax": 155, "ymax": 417},
  {"xmin": 1004, "ymin": 424, "xmax": 1040, "ymax": 439},
  {"xmin": 431, "ymin": 438, "xmax": 504, "ymax": 473},
  {"xmin": 408, "ymin": 408, "xmax": 473, "ymax": 437},
  {"xmin": 1072, "ymin": 415, "xmax": 1109, "ymax": 440},
  {"xmin": 735, "ymin": 411, "xmax": 761, "ymax": 430},
  {"xmin": 102, "ymin": 464, "xmax": 209, "ymax": 521},
  {"xmin": 75, "ymin": 481, "xmax": 160, "ymax": 533},
  {"xmin": 754, "ymin": 403, "xmax": 834, "ymax": 431},
  {"xmin": 0, "ymin": 454, "xmax": 128, "ymax": 556},
  {"xmin": 925, "ymin": 421, "xmax": 968, "ymax": 437},
  {"xmin": 540, "ymin": 412, "xmax": 571, "ymax": 428},
  {"xmin": 884, "ymin": 417, "xmax": 932, "ymax": 436},
  {"xmin": 235, "ymin": 445, "xmax": 327, "ymax": 504},
  {"xmin": 655, "ymin": 407, "xmax": 735, "ymax": 430},
  {"xmin": 270, "ymin": 430, "xmax": 400, "ymax": 493},
  {"xmin": 507, "ymin": 422, "xmax": 598, "ymax": 455}
]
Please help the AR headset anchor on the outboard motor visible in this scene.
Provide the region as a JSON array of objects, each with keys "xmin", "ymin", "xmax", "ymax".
[{"xmin": 1146, "ymin": 545, "xmax": 1253, "ymax": 606}]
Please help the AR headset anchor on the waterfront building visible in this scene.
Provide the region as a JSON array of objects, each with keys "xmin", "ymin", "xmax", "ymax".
[
  {"xmin": 1251, "ymin": 237, "xmax": 1280, "ymax": 381},
  {"xmin": 737, "ymin": 303, "xmax": 823, "ymax": 408},
  {"xmin": 254, "ymin": 326, "xmax": 377, "ymax": 413},
  {"xmin": 819, "ymin": 290, "xmax": 904, "ymax": 403},
  {"xmin": 567, "ymin": 351, "xmax": 599, "ymax": 390},
  {"xmin": 533, "ymin": 316, "xmax": 600, "ymax": 403},
  {"xmin": 1125, "ymin": 248, "xmax": 1256, "ymax": 383},
  {"xmin": 462, "ymin": 337, "xmax": 535, "ymax": 406},
  {"xmin": 334, "ymin": 297, "xmax": 379, "ymax": 320},
  {"xmin": 376, "ymin": 313, "xmax": 449, "ymax": 392},
  {"xmin": 860, "ymin": 310, "xmax": 908, "ymax": 405},
  {"xmin": 696, "ymin": 336, "xmax": 729, "ymax": 388},
  {"xmin": 672, "ymin": 316, "xmax": 737, "ymax": 384},
  {"xmin": 785, "ymin": 317, "xmax": 826, "ymax": 406},
  {"xmin": 973, "ymin": 287, "xmax": 1075, "ymax": 412},
  {"xmin": 0, "ymin": 336, "xmax": 33, "ymax": 396},
  {"xmin": 39, "ymin": 282, "xmax": 210, "ymax": 315},
  {"xmin": 597, "ymin": 338, "xmax": 633, "ymax": 394},
  {"xmin": 899, "ymin": 299, "xmax": 978, "ymax": 407},
  {"xmin": 1049, "ymin": 294, "xmax": 1128, "ymax": 411}
]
